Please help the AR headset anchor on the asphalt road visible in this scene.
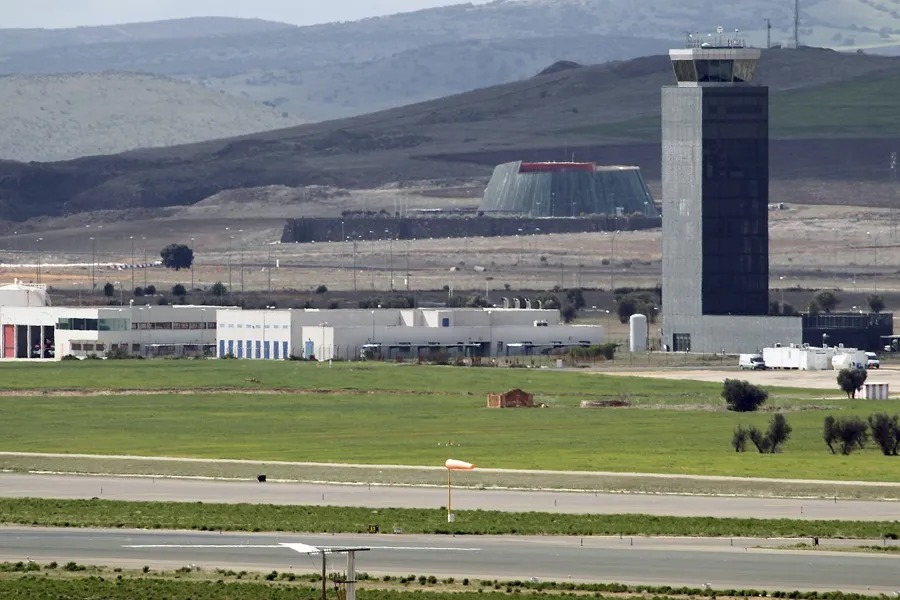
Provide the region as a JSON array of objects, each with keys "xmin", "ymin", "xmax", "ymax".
[
  {"xmin": 2, "ymin": 473, "xmax": 899, "ymax": 520},
  {"xmin": 1, "ymin": 527, "xmax": 898, "ymax": 593}
]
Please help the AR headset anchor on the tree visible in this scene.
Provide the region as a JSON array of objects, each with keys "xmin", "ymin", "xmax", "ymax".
[
  {"xmin": 133, "ymin": 286, "xmax": 145, "ymax": 297},
  {"xmin": 315, "ymin": 284, "xmax": 328, "ymax": 294},
  {"xmin": 103, "ymin": 282, "xmax": 115, "ymax": 297},
  {"xmin": 807, "ymin": 299, "xmax": 821, "ymax": 315},
  {"xmin": 160, "ymin": 243, "xmax": 194, "ymax": 271},
  {"xmin": 210, "ymin": 282, "xmax": 227, "ymax": 297},
  {"xmin": 171, "ymin": 284, "xmax": 187, "ymax": 297},
  {"xmin": 823, "ymin": 415, "xmax": 868, "ymax": 455},
  {"xmin": 722, "ymin": 379, "xmax": 768, "ymax": 412},
  {"xmin": 765, "ymin": 413, "xmax": 793, "ymax": 453},
  {"xmin": 867, "ymin": 294, "xmax": 885, "ymax": 314},
  {"xmin": 733, "ymin": 415, "xmax": 792, "ymax": 454},
  {"xmin": 561, "ymin": 303, "xmax": 577, "ymax": 323},
  {"xmin": 145, "ymin": 284, "xmax": 157, "ymax": 295},
  {"xmin": 837, "ymin": 368, "xmax": 867, "ymax": 399},
  {"xmin": 732, "ymin": 427, "xmax": 749, "ymax": 452},
  {"xmin": 565, "ymin": 288, "xmax": 586, "ymax": 310},
  {"xmin": 868, "ymin": 413, "xmax": 900, "ymax": 456},
  {"xmin": 812, "ymin": 290, "xmax": 839, "ymax": 313}
]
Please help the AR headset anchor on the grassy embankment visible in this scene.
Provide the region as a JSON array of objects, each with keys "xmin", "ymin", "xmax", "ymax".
[
  {"xmin": 1, "ymin": 498, "xmax": 898, "ymax": 538},
  {"xmin": 563, "ymin": 74, "xmax": 900, "ymax": 140},
  {"xmin": 0, "ymin": 562, "xmax": 889, "ymax": 600},
  {"xmin": 0, "ymin": 362, "xmax": 897, "ymax": 481}
]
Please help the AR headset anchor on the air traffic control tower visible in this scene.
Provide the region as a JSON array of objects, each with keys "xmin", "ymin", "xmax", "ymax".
[{"xmin": 660, "ymin": 30, "xmax": 801, "ymax": 353}]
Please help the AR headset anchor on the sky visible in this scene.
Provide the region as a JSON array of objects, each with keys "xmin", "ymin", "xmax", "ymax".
[{"xmin": 1, "ymin": 0, "xmax": 493, "ymax": 29}]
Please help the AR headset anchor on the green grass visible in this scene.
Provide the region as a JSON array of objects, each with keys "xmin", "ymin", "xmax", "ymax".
[
  {"xmin": 560, "ymin": 74, "xmax": 900, "ymax": 140},
  {"xmin": 2, "ymin": 498, "xmax": 898, "ymax": 538},
  {"xmin": 2, "ymin": 387, "xmax": 897, "ymax": 480},
  {"xmin": 0, "ymin": 566, "xmax": 891, "ymax": 600},
  {"xmin": 1, "ymin": 362, "xmax": 894, "ymax": 480}
]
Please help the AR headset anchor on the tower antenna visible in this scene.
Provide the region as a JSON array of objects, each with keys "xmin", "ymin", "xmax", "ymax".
[
  {"xmin": 794, "ymin": 0, "xmax": 800, "ymax": 48},
  {"xmin": 765, "ymin": 18, "xmax": 772, "ymax": 49}
]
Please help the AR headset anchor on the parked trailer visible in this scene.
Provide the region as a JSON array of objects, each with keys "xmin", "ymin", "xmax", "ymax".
[{"xmin": 762, "ymin": 346, "xmax": 836, "ymax": 370}]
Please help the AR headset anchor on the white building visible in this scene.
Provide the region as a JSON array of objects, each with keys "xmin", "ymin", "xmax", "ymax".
[
  {"xmin": 0, "ymin": 304, "xmax": 217, "ymax": 360},
  {"xmin": 215, "ymin": 307, "xmax": 605, "ymax": 361}
]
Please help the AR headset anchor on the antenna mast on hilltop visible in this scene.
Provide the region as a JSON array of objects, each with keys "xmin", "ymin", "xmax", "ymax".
[
  {"xmin": 794, "ymin": 0, "xmax": 800, "ymax": 48},
  {"xmin": 766, "ymin": 18, "xmax": 772, "ymax": 49}
]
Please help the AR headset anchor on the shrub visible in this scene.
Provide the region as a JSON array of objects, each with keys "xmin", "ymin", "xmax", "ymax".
[
  {"xmin": 145, "ymin": 284, "xmax": 157, "ymax": 295},
  {"xmin": 868, "ymin": 413, "xmax": 900, "ymax": 456},
  {"xmin": 327, "ymin": 300, "xmax": 340, "ymax": 309},
  {"xmin": 813, "ymin": 290, "xmax": 839, "ymax": 313},
  {"xmin": 315, "ymin": 284, "xmax": 329, "ymax": 294},
  {"xmin": 210, "ymin": 282, "xmax": 227, "ymax": 297},
  {"xmin": 837, "ymin": 368, "xmax": 867, "ymax": 399},
  {"xmin": 133, "ymin": 286, "xmax": 145, "ymax": 297},
  {"xmin": 765, "ymin": 413, "xmax": 792, "ymax": 453},
  {"xmin": 732, "ymin": 427, "xmax": 748, "ymax": 452},
  {"xmin": 722, "ymin": 379, "xmax": 768, "ymax": 412},
  {"xmin": 172, "ymin": 284, "xmax": 187, "ymax": 297},
  {"xmin": 102, "ymin": 282, "xmax": 115, "ymax": 297},
  {"xmin": 868, "ymin": 294, "xmax": 885, "ymax": 313},
  {"xmin": 823, "ymin": 415, "xmax": 868, "ymax": 455}
]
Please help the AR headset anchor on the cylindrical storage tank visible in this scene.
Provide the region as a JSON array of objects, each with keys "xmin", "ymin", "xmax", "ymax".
[
  {"xmin": 629, "ymin": 314, "xmax": 648, "ymax": 353},
  {"xmin": 831, "ymin": 354, "xmax": 853, "ymax": 371}
]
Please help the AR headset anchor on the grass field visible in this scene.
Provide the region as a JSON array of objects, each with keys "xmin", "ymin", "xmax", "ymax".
[
  {"xmin": 0, "ymin": 565, "xmax": 882, "ymax": 600},
  {"xmin": 562, "ymin": 74, "xmax": 900, "ymax": 141},
  {"xmin": 1, "ymin": 362, "xmax": 897, "ymax": 481},
  {"xmin": 2, "ymin": 498, "xmax": 898, "ymax": 538}
]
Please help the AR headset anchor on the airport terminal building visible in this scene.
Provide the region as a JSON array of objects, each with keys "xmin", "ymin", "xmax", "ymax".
[{"xmin": 0, "ymin": 284, "xmax": 603, "ymax": 361}]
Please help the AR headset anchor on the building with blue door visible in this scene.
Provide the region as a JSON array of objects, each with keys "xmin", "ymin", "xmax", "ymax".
[{"xmin": 214, "ymin": 307, "xmax": 605, "ymax": 361}]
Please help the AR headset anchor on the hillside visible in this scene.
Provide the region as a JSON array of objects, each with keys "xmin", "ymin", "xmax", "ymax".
[
  {"xmin": 2, "ymin": 1, "xmax": 900, "ymax": 122},
  {"xmin": 0, "ymin": 47, "xmax": 897, "ymax": 221},
  {"xmin": 0, "ymin": 17, "xmax": 295, "ymax": 54},
  {"xmin": 0, "ymin": 72, "xmax": 303, "ymax": 162}
]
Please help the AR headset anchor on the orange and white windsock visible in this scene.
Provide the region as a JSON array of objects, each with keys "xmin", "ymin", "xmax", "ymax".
[{"xmin": 445, "ymin": 459, "xmax": 475, "ymax": 470}]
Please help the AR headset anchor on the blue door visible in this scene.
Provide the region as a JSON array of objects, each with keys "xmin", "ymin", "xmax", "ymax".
[
  {"xmin": 237, "ymin": 340, "xmax": 243, "ymax": 358},
  {"xmin": 256, "ymin": 341, "xmax": 262, "ymax": 359},
  {"xmin": 264, "ymin": 342, "xmax": 270, "ymax": 359},
  {"xmin": 283, "ymin": 341, "xmax": 289, "ymax": 359},
  {"xmin": 227, "ymin": 340, "xmax": 234, "ymax": 356},
  {"xmin": 219, "ymin": 340, "xmax": 225, "ymax": 358},
  {"xmin": 273, "ymin": 341, "xmax": 279, "ymax": 360},
  {"xmin": 304, "ymin": 340, "xmax": 315, "ymax": 359}
]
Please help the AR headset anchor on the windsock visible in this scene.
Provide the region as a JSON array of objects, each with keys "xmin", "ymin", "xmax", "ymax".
[{"xmin": 445, "ymin": 459, "xmax": 475, "ymax": 470}]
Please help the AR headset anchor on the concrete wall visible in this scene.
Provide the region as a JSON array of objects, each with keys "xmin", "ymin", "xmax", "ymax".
[
  {"xmin": 663, "ymin": 314, "xmax": 802, "ymax": 354},
  {"xmin": 281, "ymin": 215, "xmax": 661, "ymax": 244}
]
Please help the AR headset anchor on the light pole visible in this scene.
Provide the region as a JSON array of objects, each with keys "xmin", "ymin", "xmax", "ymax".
[
  {"xmin": 130, "ymin": 236, "xmax": 135, "ymax": 292},
  {"xmin": 238, "ymin": 229, "xmax": 245, "ymax": 293},
  {"xmin": 190, "ymin": 237, "xmax": 195, "ymax": 291},
  {"xmin": 142, "ymin": 236, "xmax": 147, "ymax": 288},
  {"xmin": 371, "ymin": 310, "xmax": 376, "ymax": 343},
  {"xmin": 779, "ymin": 275, "xmax": 785, "ymax": 309},
  {"xmin": 115, "ymin": 281, "xmax": 123, "ymax": 306},
  {"xmin": 609, "ymin": 230, "xmax": 619, "ymax": 292},
  {"xmin": 90, "ymin": 236, "xmax": 96, "ymax": 291},
  {"xmin": 389, "ymin": 237, "xmax": 394, "ymax": 291},
  {"xmin": 35, "ymin": 237, "xmax": 43, "ymax": 284},
  {"xmin": 867, "ymin": 230, "xmax": 878, "ymax": 292},
  {"xmin": 75, "ymin": 282, "xmax": 82, "ymax": 306}
]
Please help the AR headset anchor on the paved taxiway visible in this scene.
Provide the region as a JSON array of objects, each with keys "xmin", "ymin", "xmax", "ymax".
[
  {"xmin": 3, "ymin": 473, "xmax": 899, "ymax": 520},
  {"xmin": 1, "ymin": 528, "xmax": 898, "ymax": 593}
]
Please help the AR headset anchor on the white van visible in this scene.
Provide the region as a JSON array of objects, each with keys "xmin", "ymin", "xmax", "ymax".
[{"xmin": 739, "ymin": 354, "xmax": 766, "ymax": 370}]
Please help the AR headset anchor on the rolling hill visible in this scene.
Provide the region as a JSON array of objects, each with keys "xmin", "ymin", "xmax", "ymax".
[
  {"xmin": 0, "ymin": 47, "xmax": 897, "ymax": 222},
  {"xmin": 0, "ymin": 72, "xmax": 303, "ymax": 162},
  {"xmin": 2, "ymin": 0, "xmax": 900, "ymax": 123}
]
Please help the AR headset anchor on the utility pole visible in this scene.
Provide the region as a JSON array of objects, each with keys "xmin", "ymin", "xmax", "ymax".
[
  {"xmin": 794, "ymin": 0, "xmax": 800, "ymax": 48},
  {"xmin": 267, "ymin": 245, "xmax": 272, "ymax": 293},
  {"xmin": 190, "ymin": 237, "xmax": 195, "ymax": 291},
  {"xmin": 90, "ymin": 236, "xmax": 96, "ymax": 291},
  {"xmin": 130, "ymin": 236, "xmax": 135, "ymax": 292},
  {"xmin": 765, "ymin": 18, "xmax": 771, "ymax": 49},
  {"xmin": 891, "ymin": 151, "xmax": 898, "ymax": 240}
]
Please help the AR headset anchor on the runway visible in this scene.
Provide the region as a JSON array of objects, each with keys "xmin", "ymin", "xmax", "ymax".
[
  {"xmin": 3, "ymin": 473, "xmax": 899, "ymax": 520},
  {"xmin": 1, "ymin": 527, "xmax": 898, "ymax": 593}
]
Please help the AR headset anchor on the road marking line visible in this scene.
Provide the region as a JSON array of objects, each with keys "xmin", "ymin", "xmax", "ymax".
[{"xmin": 123, "ymin": 544, "xmax": 282, "ymax": 549}]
